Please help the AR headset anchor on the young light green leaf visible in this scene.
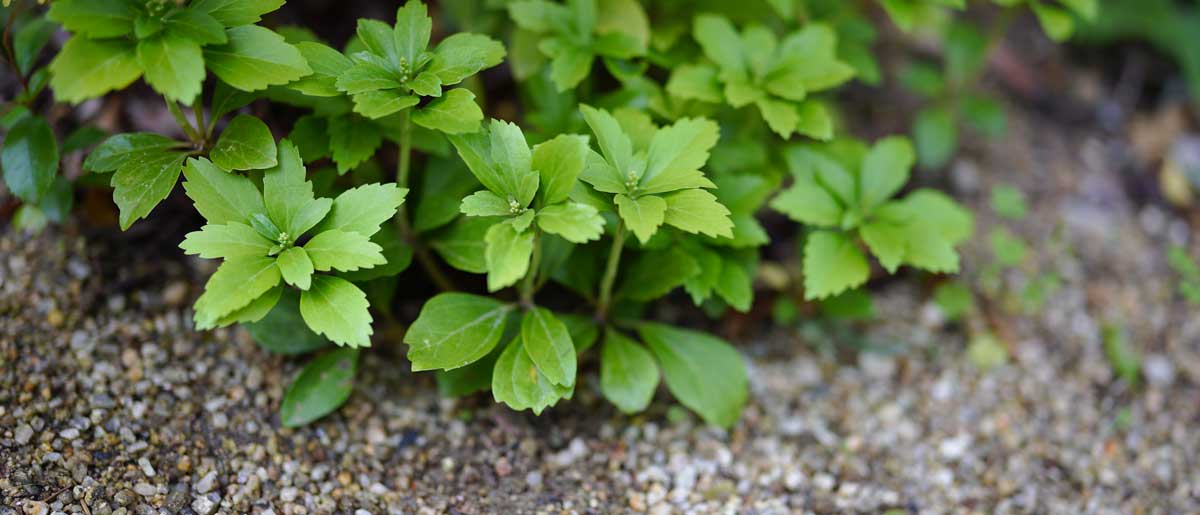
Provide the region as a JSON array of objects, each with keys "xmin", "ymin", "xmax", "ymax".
[
  {"xmin": 211, "ymin": 285, "xmax": 282, "ymax": 332},
  {"xmin": 640, "ymin": 117, "xmax": 719, "ymax": 194},
  {"xmin": 299, "ymin": 276, "xmax": 373, "ymax": 347},
  {"xmin": 579, "ymin": 104, "xmax": 634, "ymax": 176},
  {"xmin": 49, "ymin": 37, "xmax": 142, "ymax": 104},
  {"xmin": 460, "ymin": 190, "xmax": 513, "ymax": 217},
  {"xmin": 191, "ymin": 0, "xmax": 285, "ymax": 27},
  {"xmin": 211, "ymin": 115, "xmax": 279, "ymax": 171},
  {"xmin": 203, "ymin": 26, "xmax": 312, "ymax": 92},
  {"xmin": 532, "ymin": 134, "xmax": 590, "ymax": 205},
  {"xmin": 262, "ymin": 140, "xmax": 331, "ymax": 236},
  {"xmin": 520, "ymin": 307, "xmax": 577, "ymax": 387},
  {"xmin": 1, "ymin": 116, "xmax": 58, "ymax": 205},
  {"xmin": 769, "ymin": 178, "xmax": 842, "ymax": 227},
  {"xmin": 404, "ymin": 292, "xmax": 513, "ymax": 370},
  {"xmin": 136, "ymin": 33, "xmax": 204, "ymax": 105},
  {"xmin": 638, "ymin": 323, "xmax": 747, "ymax": 429},
  {"xmin": 666, "ymin": 64, "xmax": 722, "ymax": 103},
  {"xmin": 411, "ymin": 88, "xmax": 483, "ymax": 134},
  {"xmin": 393, "ymin": 0, "xmax": 433, "ymax": 67},
  {"xmin": 545, "ymin": 39, "xmax": 594, "ymax": 91},
  {"xmin": 614, "ymin": 193, "xmax": 666, "ymax": 243},
  {"xmin": 337, "ymin": 53, "xmax": 405, "ymax": 94},
  {"xmin": 803, "ymin": 230, "xmax": 869, "ymax": 300},
  {"xmin": 244, "ymin": 290, "xmax": 331, "ymax": 355},
  {"xmin": 859, "ymin": 136, "xmax": 914, "ymax": 212},
  {"xmin": 429, "ymin": 32, "xmax": 506, "ymax": 85},
  {"xmin": 351, "ymin": 90, "xmax": 420, "ymax": 119},
  {"xmin": 194, "ymin": 256, "xmax": 282, "ymax": 329},
  {"xmin": 180, "ymin": 222, "xmax": 273, "ymax": 259},
  {"xmin": 311, "ymin": 183, "xmax": 407, "ymax": 237},
  {"xmin": 600, "ymin": 330, "xmax": 659, "ymax": 414},
  {"xmin": 662, "ymin": 189, "xmax": 733, "ymax": 238},
  {"xmin": 279, "ymin": 347, "xmax": 358, "ymax": 426},
  {"xmin": 488, "ymin": 119, "xmax": 533, "ymax": 197},
  {"xmin": 181, "ymin": 157, "xmax": 266, "ymax": 225},
  {"xmin": 304, "ymin": 230, "xmax": 386, "ymax": 272},
  {"xmin": 536, "ymin": 202, "xmax": 604, "ymax": 243},
  {"xmin": 692, "ymin": 15, "xmax": 745, "ymax": 77},
  {"xmin": 756, "ymin": 97, "xmax": 799, "ymax": 138},
  {"xmin": 290, "ymin": 42, "xmax": 354, "ymax": 97},
  {"xmin": 484, "ymin": 222, "xmax": 534, "ymax": 291},
  {"xmin": 162, "ymin": 7, "xmax": 228, "ymax": 46},
  {"xmin": 277, "ymin": 247, "xmax": 315, "ymax": 290}
]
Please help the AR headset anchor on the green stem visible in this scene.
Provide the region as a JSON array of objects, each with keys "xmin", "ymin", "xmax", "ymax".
[
  {"xmin": 394, "ymin": 110, "xmax": 456, "ymax": 292},
  {"xmin": 595, "ymin": 221, "xmax": 627, "ymax": 322},
  {"xmin": 519, "ymin": 229, "xmax": 542, "ymax": 307},
  {"xmin": 166, "ymin": 99, "xmax": 200, "ymax": 144}
]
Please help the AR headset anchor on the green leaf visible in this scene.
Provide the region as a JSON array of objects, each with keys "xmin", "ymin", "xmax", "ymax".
[
  {"xmin": 1031, "ymin": 3, "xmax": 1074, "ymax": 41},
  {"xmin": 277, "ymin": 247, "xmax": 315, "ymax": 290},
  {"xmin": 579, "ymin": 104, "xmax": 635, "ymax": 178},
  {"xmin": 194, "ymin": 256, "xmax": 282, "ymax": 329},
  {"xmin": 961, "ymin": 94, "xmax": 1006, "ymax": 137},
  {"xmin": 340, "ymin": 227, "xmax": 413, "ymax": 282},
  {"xmin": 407, "ymin": 71, "xmax": 443, "ymax": 97},
  {"xmin": 639, "ymin": 323, "xmax": 747, "ymax": 428},
  {"xmin": 520, "ymin": 307, "xmax": 577, "ymax": 387},
  {"xmin": 544, "ymin": 39, "xmax": 594, "ymax": 92},
  {"xmin": 405, "ymin": 293, "xmax": 513, "ymax": 370},
  {"xmin": 803, "ymin": 230, "xmax": 870, "ymax": 300},
  {"xmin": 304, "ymin": 230, "xmax": 386, "ymax": 272},
  {"xmin": 1, "ymin": 116, "xmax": 58, "ymax": 205},
  {"xmin": 484, "ymin": 222, "xmax": 535, "ymax": 292},
  {"xmin": 436, "ymin": 345, "xmax": 502, "ymax": 398},
  {"xmin": 204, "ymin": 26, "xmax": 312, "ymax": 92},
  {"xmin": 860, "ymin": 219, "xmax": 906, "ymax": 273},
  {"xmin": 191, "ymin": 0, "xmax": 284, "ymax": 27},
  {"xmin": 614, "ymin": 193, "xmax": 666, "ymax": 243},
  {"xmin": 990, "ymin": 185, "xmax": 1027, "ymax": 220},
  {"xmin": 311, "ymin": 183, "xmax": 407, "ymax": 237},
  {"xmin": 641, "ymin": 117, "xmax": 719, "ymax": 195},
  {"xmin": 560, "ymin": 313, "xmax": 599, "ymax": 353},
  {"xmin": 914, "ymin": 105, "xmax": 958, "ymax": 169},
  {"xmin": 289, "ymin": 116, "xmax": 330, "ymax": 163},
  {"xmin": 536, "ymin": 202, "xmax": 604, "ymax": 243},
  {"xmin": 299, "ymin": 275, "xmax": 373, "ymax": 347},
  {"xmin": 211, "ymin": 115, "xmax": 278, "ymax": 171},
  {"xmin": 771, "ymin": 24, "xmax": 855, "ymax": 92},
  {"xmin": 531, "ymin": 134, "xmax": 589, "ymax": 205},
  {"xmin": 46, "ymin": 0, "xmax": 135, "ymax": 38},
  {"xmin": 85, "ymin": 133, "xmax": 178, "ymax": 172},
  {"xmin": 135, "ymin": 33, "xmax": 204, "ymax": 105},
  {"xmin": 328, "ymin": 114, "xmax": 383, "ymax": 173},
  {"xmin": 429, "ymin": 33, "xmax": 506, "ymax": 85},
  {"xmin": 619, "ymin": 247, "xmax": 700, "ymax": 301},
  {"xmin": 662, "ymin": 189, "xmax": 733, "ymax": 238},
  {"xmin": 263, "ymin": 140, "xmax": 330, "ymax": 236},
  {"xmin": 337, "ymin": 53, "xmax": 405, "ymax": 94},
  {"xmin": 179, "ymin": 222, "xmax": 273, "ymax": 259},
  {"xmin": 280, "ymin": 347, "xmax": 358, "ymax": 426},
  {"xmin": 756, "ymin": 98, "xmax": 799, "ymax": 138},
  {"xmin": 715, "ymin": 254, "xmax": 754, "ymax": 311},
  {"xmin": 460, "ymin": 190, "xmax": 512, "ymax": 217},
  {"xmin": 243, "ymin": 290, "xmax": 331, "ymax": 355},
  {"xmin": 430, "ymin": 217, "xmax": 492, "ymax": 273},
  {"xmin": 508, "ymin": 0, "xmax": 569, "ymax": 32},
  {"xmin": 1102, "ymin": 325, "xmax": 1140, "ymax": 384},
  {"xmin": 769, "ymin": 178, "xmax": 842, "ymax": 227},
  {"xmin": 492, "ymin": 339, "xmax": 572, "ymax": 414},
  {"xmin": 13, "ymin": 18, "xmax": 56, "ymax": 76},
  {"xmin": 692, "ymin": 15, "xmax": 744, "ymax": 77},
  {"xmin": 349, "ymin": 90, "xmax": 419, "ymax": 120},
  {"xmin": 666, "ymin": 64, "xmax": 722, "ymax": 103},
  {"xmin": 902, "ymin": 189, "xmax": 973, "ymax": 244},
  {"xmin": 112, "ymin": 150, "xmax": 188, "ymax": 230},
  {"xmin": 291, "ymin": 42, "xmax": 354, "ymax": 97},
  {"xmin": 393, "ymin": 0, "xmax": 433, "ymax": 67},
  {"xmin": 181, "ymin": 157, "xmax": 266, "ymax": 225},
  {"xmin": 210, "ymin": 80, "xmax": 257, "ymax": 121},
  {"xmin": 162, "ymin": 8, "xmax": 228, "ymax": 46},
  {"xmin": 487, "ymin": 119, "xmax": 535, "ymax": 201},
  {"xmin": 411, "ymin": 88, "xmax": 483, "ymax": 134},
  {"xmin": 49, "ymin": 37, "xmax": 142, "ymax": 104},
  {"xmin": 600, "ymin": 330, "xmax": 659, "ymax": 414},
  {"xmin": 859, "ymin": 136, "xmax": 914, "ymax": 212}
]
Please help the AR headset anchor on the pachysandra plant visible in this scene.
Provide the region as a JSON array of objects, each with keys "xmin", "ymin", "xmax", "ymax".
[
  {"xmin": 769, "ymin": 136, "xmax": 974, "ymax": 299},
  {"xmin": 179, "ymin": 140, "xmax": 406, "ymax": 347},
  {"xmin": 12, "ymin": 0, "xmax": 1016, "ymax": 428},
  {"xmin": 666, "ymin": 14, "xmax": 855, "ymax": 139},
  {"xmin": 47, "ymin": 0, "xmax": 309, "ymax": 104},
  {"xmin": 508, "ymin": 0, "xmax": 650, "ymax": 91}
]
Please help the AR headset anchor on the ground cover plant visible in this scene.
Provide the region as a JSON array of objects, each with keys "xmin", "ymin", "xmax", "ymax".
[{"xmin": 2, "ymin": 0, "xmax": 1124, "ymax": 428}]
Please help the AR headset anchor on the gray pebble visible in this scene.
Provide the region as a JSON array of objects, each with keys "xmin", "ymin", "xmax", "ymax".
[
  {"xmin": 194, "ymin": 471, "xmax": 217, "ymax": 494},
  {"xmin": 190, "ymin": 497, "xmax": 217, "ymax": 515},
  {"xmin": 14, "ymin": 424, "xmax": 33, "ymax": 445}
]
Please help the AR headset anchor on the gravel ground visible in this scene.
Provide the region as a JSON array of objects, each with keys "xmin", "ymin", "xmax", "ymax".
[{"xmin": 3, "ymin": 103, "xmax": 1200, "ymax": 514}]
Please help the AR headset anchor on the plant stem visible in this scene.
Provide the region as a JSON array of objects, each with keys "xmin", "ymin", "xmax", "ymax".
[
  {"xmin": 166, "ymin": 100, "xmax": 200, "ymax": 144},
  {"xmin": 519, "ymin": 229, "xmax": 542, "ymax": 307},
  {"xmin": 595, "ymin": 221, "xmax": 627, "ymax": 322},
  {"xmin": 394, "ymin": 110, "xmax": 456, "ymax": 292}
]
